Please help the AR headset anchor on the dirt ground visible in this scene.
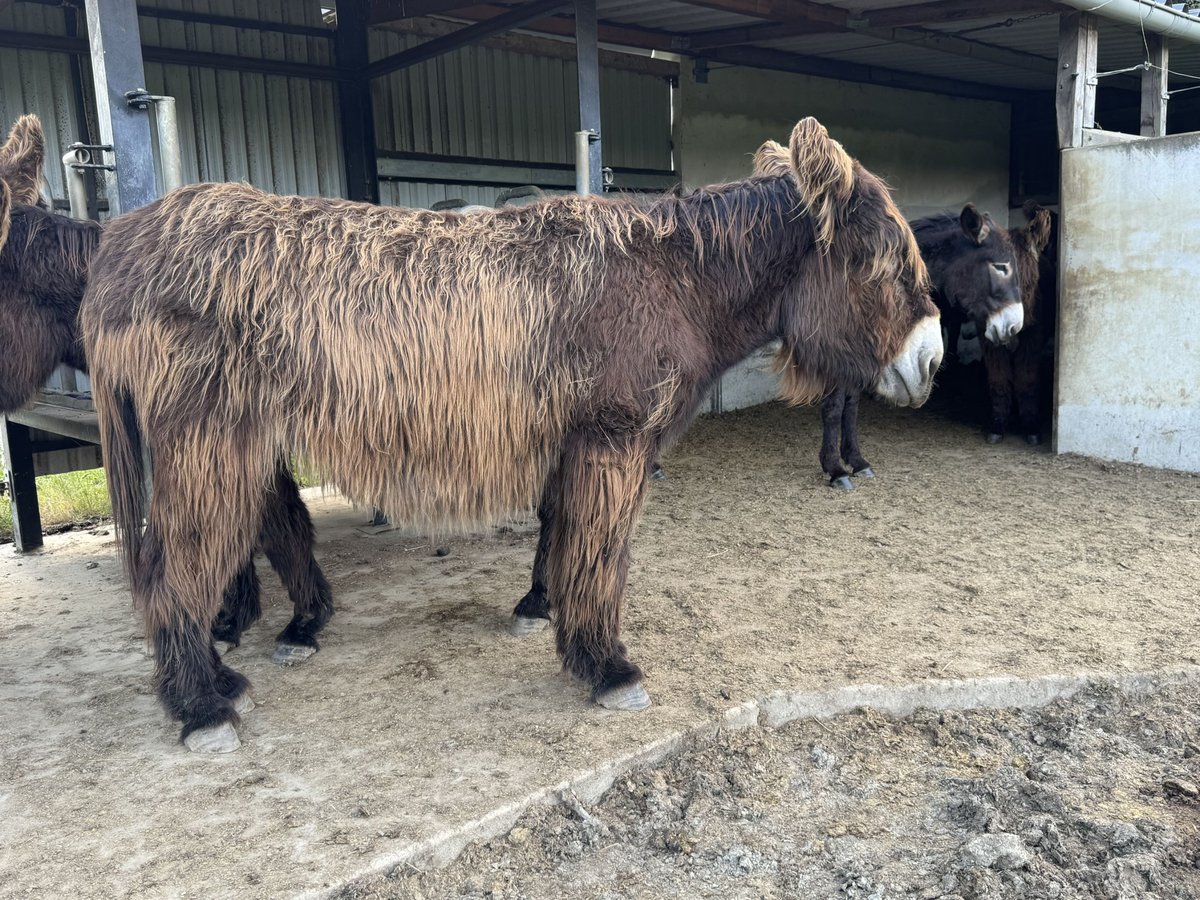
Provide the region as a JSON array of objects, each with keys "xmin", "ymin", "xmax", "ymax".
[
  {"xmin": 2, "ymin": 398, "xmax": 1199, "ymax": 898},
  {"xmin": 344, "ymin": 680, "xmax": 1200, "ymax": 900}
]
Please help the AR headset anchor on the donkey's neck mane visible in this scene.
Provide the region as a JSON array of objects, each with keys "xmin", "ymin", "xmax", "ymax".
[{"xmin": 6, "ymin": 203, "xmax": 101, "ymax": 293}]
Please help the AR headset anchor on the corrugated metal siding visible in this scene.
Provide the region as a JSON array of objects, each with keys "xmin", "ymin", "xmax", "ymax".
[{"xmin": 370, "ymin": 31, "xmax": 673, "ymax": 172}]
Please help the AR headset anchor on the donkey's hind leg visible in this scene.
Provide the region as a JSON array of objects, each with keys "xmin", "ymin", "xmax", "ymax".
[
  {"xmin": 840, "ymin": 391, "xmax": 874, "ymax": 479},
  {"xmin": 546, "ymin": 432, "xmax": 651, "ymax": 711},
  {"xmin": 258, "ymin": 464, "xmax": 334, "ymax": 665},
  {"xmin": 140, "ymin": 440, "xmax": 265, "ymax": 751},
  {"xmin": 211, "ymin": 557, "xmax": 262, "ymax": 649},
  {"xmin": 819, "ymin": 392, "xmax": 853, "ymax": 490},
  {"xmin": 511, "ymin": 470, "xmax": 559, "ymax": 636}
]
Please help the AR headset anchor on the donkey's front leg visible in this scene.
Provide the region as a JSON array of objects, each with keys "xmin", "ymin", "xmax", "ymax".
[
  {"xmin": 982, "ymin": 345, "xmax": 1015, "ymax": 444},
  {"xmin": 546, "ymin": 432, "xmax": 651, "ymax": 711},
  {"xmin": 839, "ymin": 390, "xmax": 874, "ymax": 479},
  {"xmin": 819, "ymin": 391, "xmax": 853, "ymax": 490}
]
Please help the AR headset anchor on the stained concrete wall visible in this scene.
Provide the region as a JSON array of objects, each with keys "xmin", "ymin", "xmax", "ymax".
[
  {"xmin": 675, "ymin": 67, "xmax": 1011, "ymax": 410},
  {"xmin": 1056, "ymin": 132, "xmax": 1200, "ymax": 472}
]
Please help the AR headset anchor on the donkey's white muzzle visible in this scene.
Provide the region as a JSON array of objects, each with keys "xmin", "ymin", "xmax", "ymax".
[
  {"xmin": 874, "ymin": 315, "xmax": 943, "ymax": 408},
  {"xmin": 984, "ymin": 302, "xmax": 1024, "ymax": 346}
]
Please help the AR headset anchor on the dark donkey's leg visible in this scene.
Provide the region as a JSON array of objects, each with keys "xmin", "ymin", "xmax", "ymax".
[
  {"xmin": 982, "ymin": 344, "xmax": 1015, "ymax": 443},
  {"xmin": 1013, "ymin": 329, "xmax": 1043, "ymax": 444},
  {"xmin": 545, "ymin": 429, "xmax": 651, "ymax": 711},
  {"xmin": 840, "ymin": 390, "xmax": 874, "ymax": 479},
  {"xmin": 511, "ymin": 469, "xmax": 558, "ymax": 635},
  {"xmin": 259, "ymin": 464, "xmax": 335, "ymax": 665},
  {"xmin": 820, "ymin": 391, "xmax": 854, "ymax": 490}
]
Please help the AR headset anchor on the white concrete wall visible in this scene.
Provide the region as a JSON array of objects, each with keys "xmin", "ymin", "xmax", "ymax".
[
  {"xmin": 676, "ymin": 67, "xmax": 1011, "ymax": 410},
  {"xmin": 1056, "ymin": 132, "xmax": 1200, "ymax": 472}
]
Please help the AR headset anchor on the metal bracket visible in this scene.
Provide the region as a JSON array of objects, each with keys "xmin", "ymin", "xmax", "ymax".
[
  {"xmin": 124, "ymin": 87, "xmax": 169, "ymax": 109},
  {"xmin": 63, "ymin": 142, "xmax": 115, "ymax": 172}
]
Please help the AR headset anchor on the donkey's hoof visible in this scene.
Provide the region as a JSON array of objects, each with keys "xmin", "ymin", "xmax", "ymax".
[
  {"xmin": 510, "ymin": 614, "xmax": 549, "ymax": 637},
  {"xmin": 854, "ymin": 467, "xmax": 875, "ymax": 479},
  {"xmin": 595, "ymin": 682, "xmax": 652, "ymax": 712},
  {"xmin": 273, "ymin": 643, "xmax": 317, "ymax": 666},
  {"xmin": 231, "ymin": 691, "xmax": 255, "ymax": 716},
  {"xmin": 985, "ymin": 433, "xmax": 1004, "ymax": 445},
  {"xmin": 830, "ymin": 475, "xmax": 854, "ymax": 491},
  {"xmin": 184, "ymin": 722, "xmax": 241, "ymax": 753},
  {"xmin": 1025, "ymin": 433, "xmax": 1042, "ymax": 446}
]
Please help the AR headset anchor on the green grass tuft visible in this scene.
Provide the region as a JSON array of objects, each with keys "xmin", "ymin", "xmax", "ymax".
[{"xmin": 0, "ymin": 468, "xmax": 111, "ymax": 543}]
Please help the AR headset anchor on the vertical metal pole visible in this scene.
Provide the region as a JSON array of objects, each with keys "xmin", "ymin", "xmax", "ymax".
[
  {"xmin": 62, "ymin": 151, "xmax": 91, "ymax": 220},
  {"xmin": 335, "ymin": 0, "xmax": 379, "ymax": 203},
  {"xmin": 154, "ymin": 96, "xmax": 184, "ymax": 193},
  {"xmin": 574, "ymin": 0, "xmax": 602, "ymax": 195},
  {"xmin": 83, "ymin": 0, "xmax": 156, "ymax": 215},
  {"xmin": 2, "ymin": 418, "xmax": 44, "ymax": 552}
]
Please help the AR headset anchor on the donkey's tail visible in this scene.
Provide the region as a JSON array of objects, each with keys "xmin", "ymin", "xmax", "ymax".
[{"xmin": 97, "ymin": 383, "xmax": 148, "ymax": 584}]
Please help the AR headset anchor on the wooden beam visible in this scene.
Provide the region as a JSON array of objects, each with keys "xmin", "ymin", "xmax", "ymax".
[
  {"xmin": 1140, "ymin": 32, "xmax": 1168, "ymax": 137},
  {"xmin": 366, "ymin": 0, "xmax": 568, "ymax": 79},
  {"xmin": 368, "ymin": 0, "xmax": 478, "ymax": 25},
  {"xmin": 1056, "ymin": 10, "xmax": 1097, "ymax": 148}
]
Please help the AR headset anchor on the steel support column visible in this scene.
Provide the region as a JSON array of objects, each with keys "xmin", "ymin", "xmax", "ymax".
[
  {"xmin": 574, "ymin": 0, "xmax": 602, "ymax": 195},
  {"xmin": 335, "ymin": 0, "xmax": 379, "ymax": 203},
  {"xmin": 83, "ymin": 0, "xmax": 156, "ymax": 215},
  {"xmin": 1, "ymin": 418, "xmax": 43, "ymax": 553}
]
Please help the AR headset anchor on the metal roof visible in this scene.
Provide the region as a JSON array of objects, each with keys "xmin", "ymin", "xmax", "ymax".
[{"xmin": 431, "ymin": 1, "xmax": 1200, "ymax": 98}]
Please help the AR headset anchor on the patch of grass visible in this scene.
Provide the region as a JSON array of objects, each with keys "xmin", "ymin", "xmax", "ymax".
[{"xmin": 0, "ymin": 468, "xmax": 111, "ymax": 542}]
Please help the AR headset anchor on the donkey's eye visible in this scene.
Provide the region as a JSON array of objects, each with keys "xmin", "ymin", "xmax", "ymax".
[{"xmin": 990, "ymin": 262, "xmax": 1011, "ymax": 276}]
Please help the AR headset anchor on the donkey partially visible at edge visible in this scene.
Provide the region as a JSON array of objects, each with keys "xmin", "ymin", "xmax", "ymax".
[
  {"xmin": 82, "ymin": 117, "xmax": 942, "ymax": 752},
  {"xmin": 0, "ymin": 115, "xmax": 333, "ymax": 659}
]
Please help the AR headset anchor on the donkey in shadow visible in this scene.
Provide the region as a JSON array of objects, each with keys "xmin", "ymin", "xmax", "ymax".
[{"xmin": 817, "ymin": 203, "xmax": 1050, "ymax": 488}]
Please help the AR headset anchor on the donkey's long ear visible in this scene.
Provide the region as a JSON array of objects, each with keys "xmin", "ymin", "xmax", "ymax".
[
  {"xmin": 1024, "ymin": 203, "xmax": 1053, "ymax": 253},
  {"xmin": 959, "ymin": 203, "xmax": 989, "ymax": 246},
  {"xmin": 788, "ymin": 118, "xmax": 854, "ymax": 248},
  {"xmin": 752, "ymin": 140, "xmax": 792, "ymax": 180},
  {"xmin": 0, "ymin": 115, "xmax": 46, "ymax": 206}
]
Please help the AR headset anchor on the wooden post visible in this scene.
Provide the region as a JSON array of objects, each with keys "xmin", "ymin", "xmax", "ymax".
[
  {"xmin": 335, "ymin": 0, "xmax": 379, "ymax": 203},
  {"xmin": 575, "ymin": 0, "xmax": 603, "ymax": 195},
  {"xmin": 1056, "ymin": 10, "xmax": 1097, "ymax": 149},
  {"xmin": 83, "ymin": 0, "xmax": 157, "ymax": 215},
  {"xmin": 1, "ymin": 418, "xmax": 43, "ymax": 552},
  {"xmin": 1140, "ymin": 33, "xmax": 1168, "ymax": 138}
]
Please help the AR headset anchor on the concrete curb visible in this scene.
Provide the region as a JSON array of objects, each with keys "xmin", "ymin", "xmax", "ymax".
[{"xmin": 302, "ymin": 665, "xmax": 1200, "ymax": 898}]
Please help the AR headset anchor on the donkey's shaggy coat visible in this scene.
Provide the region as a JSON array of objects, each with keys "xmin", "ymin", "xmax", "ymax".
[{"xmin": 81, "ymin": 118, "xmax": 941, "ymax": 750}]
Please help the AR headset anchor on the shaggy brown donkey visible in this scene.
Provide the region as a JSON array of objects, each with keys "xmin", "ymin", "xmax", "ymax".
[
  {"xmin": 817, "ymin": 204, "xmax": 1033, "ymax": 488},
  {"xmin": 82, "ymin": 117, "xmax": 942, "ymax": 752},
  {"xmin": 982, "ymin": 202, "xmax": 1055, "ymax": 444},
  {"xmin": 0, "ymin": 116, "xmax": 333, "ymax": 657}
]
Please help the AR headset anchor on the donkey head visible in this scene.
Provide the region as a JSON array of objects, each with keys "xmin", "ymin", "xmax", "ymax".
[
  {"xmin": 926, "ymin": 204, "xmax": 1024, "ymax": 346},
  {"xmin": 1007, "ymin": 202, "xmax": 1054, "ymax": 325},
  {"xmin": 0, "ymin": 114, "xmax": 95, "ymax": 413},
  {"xmin": 766, "ymin": 118, "xmax": 942, "ymax": 409}
]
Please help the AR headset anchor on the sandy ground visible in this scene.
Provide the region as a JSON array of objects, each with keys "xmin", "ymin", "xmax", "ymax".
[
  {"xmin": 1, "ymin": 398, "xmax": 1198, "ymax": 898},
  {"xmin": 348, "ymin": 680, "xmax": 1200, "ymax": 900}
]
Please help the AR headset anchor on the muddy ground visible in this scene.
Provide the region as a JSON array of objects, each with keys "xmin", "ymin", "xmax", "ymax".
[
  {"xmin": 346, "ymin": 680, "xmax": 1200, "ymax": 900},
  {"xmin": 1, "ymin": 398, "xmax": 1198, "ymax": 897}
]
